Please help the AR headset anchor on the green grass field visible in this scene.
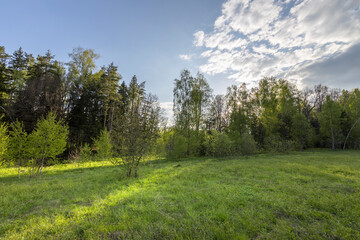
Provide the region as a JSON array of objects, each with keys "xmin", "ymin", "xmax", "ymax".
[{"xmin": 1, "ymin": 150, "xmax": 360, "ymax": 239}]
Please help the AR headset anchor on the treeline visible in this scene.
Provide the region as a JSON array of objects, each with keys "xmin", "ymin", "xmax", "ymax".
[
  {"xmin": 0, "ymin": 46, "xmax": 160, "ymax": 177},
  {"xmin": 0, "ymin": 46, "xmax": 124, "ymax": 148},
  {"xmin": 155, "ymin": 70, "xmax": 360, "ymax": 158},
  {"xmin": 1, "ymin": 46, "xmax": 359, "ymax": 171}
]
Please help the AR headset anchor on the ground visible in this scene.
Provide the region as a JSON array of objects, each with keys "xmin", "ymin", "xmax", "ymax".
[{"xmin": 1, "ymin": 150, "xmax": 360, "ymax": 239}]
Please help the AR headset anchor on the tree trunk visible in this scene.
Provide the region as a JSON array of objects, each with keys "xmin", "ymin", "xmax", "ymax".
[
  {"xmin": 109, "ymin": 104, "xmax": 115, "ymax": 132},
  {"xmin": 103, "ymin": 108, "xmax": 108, "ymax": 129},
  {"xmin": 127, "ymin": 167, "xmax": 132, "ymax": 178},
  {"xmin": 40, "ymin": 159, "xmax": 44, "ymax": 176},
  {"xmin": 331, "ymin": 126, "xmax": 335, "ymax": 150},
  {"xmin": 343, "ymin": 118, "xmax": 360, "ymax": 150}
]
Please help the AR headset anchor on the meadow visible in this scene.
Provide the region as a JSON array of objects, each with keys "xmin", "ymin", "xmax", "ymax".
[{"xmin": 1, "ymin": 150, "xmax": 360, "ymax": 239}]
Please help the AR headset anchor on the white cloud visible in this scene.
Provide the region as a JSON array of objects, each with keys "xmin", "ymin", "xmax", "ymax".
[
  {"xmin": 159, "ymin": 102, "xmax": 174, "ymax": 125},
  {"xmin": 195, "ymin": 0, "xmax": 360, "ymax": 87},
  {"xmin": 193, "ymin": 31, "xmax": 205, "ymax": 47},
  {"xmin": 179, "ymin": 54, "xmax": 192, "ymax": 61}
]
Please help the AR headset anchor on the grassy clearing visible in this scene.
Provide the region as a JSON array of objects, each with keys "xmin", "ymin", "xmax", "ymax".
[{"xmin": 1, "ymin": 150, "xmax": 360, "ymax": 239}]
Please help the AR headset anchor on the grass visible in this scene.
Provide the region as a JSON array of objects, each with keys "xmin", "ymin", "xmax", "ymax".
[{"xmin": 1, "ymin": 150, "xmax": 360, "ymax": 239}]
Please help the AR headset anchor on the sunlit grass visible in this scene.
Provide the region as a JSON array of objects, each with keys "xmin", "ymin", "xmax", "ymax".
[{"xmin": 1, "ymin": 150, "xmax": 360, "ymax": 239}]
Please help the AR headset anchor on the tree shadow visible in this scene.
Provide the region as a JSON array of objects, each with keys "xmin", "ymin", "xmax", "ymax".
[{"xmin": 0, "ymin": 159, "xmax": 208, "ymax": 239}]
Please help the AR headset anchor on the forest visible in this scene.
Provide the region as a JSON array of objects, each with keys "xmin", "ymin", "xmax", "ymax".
[{"xmin": 0, "ymin": 46, "xmax": 360, "ymax": 176}]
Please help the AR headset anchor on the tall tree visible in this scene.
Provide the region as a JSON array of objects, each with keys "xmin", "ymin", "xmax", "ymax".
[
  {"xmin": 66, "ymin": 47, "xmax": 103, "ymax": 147},
  {"xmin": 173, "ymin": 70, "xmax": 193, "ymax": 155},
  {"xmin": 0, "ymin": 47, "xmax": 11, "ymax": 113},
  {"xmin": 342, "ymin": 88, "xmax": 360, "ymax": 149},
  {"xmin": 100, "ymin": 63, "xmax": 121, "ymax": 130},
  {"xmin": 112, "ymin": 76, "xmax": 160, "ymax": 177},
  {"xmin": 319, "ymin": 96, "xmax": 343, "ymax": 150},
  {"xmin": 11, "ymin": 51, "xmax": 66, "ymax": 132},
  {"xmin": 191, "ymin": 72, "xmax": 212, "ymax": 135},
  {"xmin": 208, "ymin": 95, "xmax": 227, "ymax": 132},
  {"xmin": 291, "ymin": 112, "xmax": 313, "ymax": 150}
]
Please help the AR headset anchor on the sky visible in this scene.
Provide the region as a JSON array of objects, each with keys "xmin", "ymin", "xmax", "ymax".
[{"xmin": 1, "ymin": 0, "xmax": 360, "ymax": 118}]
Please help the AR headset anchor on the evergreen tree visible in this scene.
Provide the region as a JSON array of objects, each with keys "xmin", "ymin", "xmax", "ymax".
[{"xmin": 93, "ymin": 129, "xmax": 112, "ymax": 166}]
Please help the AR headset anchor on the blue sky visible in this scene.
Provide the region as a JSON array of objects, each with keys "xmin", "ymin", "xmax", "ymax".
[
  {"xmin": 1, "ymin": 0, "xmax": 360, "ymax": 117},
  {"xmin": 0, "ymin": 0, "xmax": 227, "ymax": 102}
]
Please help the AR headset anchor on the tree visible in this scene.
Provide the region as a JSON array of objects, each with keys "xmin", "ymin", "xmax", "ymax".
[
  {"xmin": 342, "ymin": 89, "xmax": 360, "ymax": 149},
  {"xmin": 207, "ymin": 95, "xmax": 227, "ymax": 132},
  {"xmin": 11, "ymin": 51, "xmax": 66, "ymax": 132},
  {"xmin": 291, "ymin": 112, "xmax": 313, "ymax": 150},
  {"xmin": 112, "ymin": 76, "xmax": 160, "ymax": 177},
  {"xmin": 93, "ymin": 129, "xmax": 112, "ymax": 166},
  {"xmin": 255, "ymin": 77, "xmax": 280, "ymax": 136},
  {"xmin": 0, "ymin": 46, "xmax": 11, "ymax": 113},
  {"xmin": 67, "ymin": 47, "xmax": 101, "ymax": 147},
  {"xmin": 29, "ymin": 112, "xmax": 69, "ymax": 176},
  {"xmin": 173, "ymin": 70, "xmax": 193, "ymax": 154},
  {"xmin": 79, "ymin": 143, "xmax": 92, "ymax": 166},
  {"xmin": 191, "ymin": 72, "xmax": 212, "ymax": 135},
  {"xmin": 7, "ymin": 121, "xmax": 29, "ymax": 177},
  {"xmin": 100, "ymin": 63, "xmax": 121, "ymax": 130},
  {"xmin": 0, "ymin": 121, "xmax": 8, "ymax": 165},
  {"xmin": 173, "ymin": 70, "xmax": 212, "ymax": 156},
  {"xmin": 319, "ymin": 96, "xmax": 343, "ymax": 150},
  {"xmin": 9, "ymin": 47, "xmax": 31, "ymax": 95}
]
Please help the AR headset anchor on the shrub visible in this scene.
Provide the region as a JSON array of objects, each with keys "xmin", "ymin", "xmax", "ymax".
[
  {"xmin": 237, "ymin": 133, "xmax": 257, "ymax": 155},
  {"xmin": 79, "ymin": 143, "xmax": 92, "ymax": 165},
  {"xmin": 264, "ymin": 135, "xmax": 296, "ymax": 152},
  {"xmin": 212, "ymin": 132, "xmax": 233, "ymax": 157},
  {"xmin": 170, "ymin": 135, "xmax": 188, "ymax": 159},
  {"xmin": 28, "ymin": 112, "xmax": 68, "ymax": 176},
  {"xmin": 93, "ymin": 129, "xmax": 112, "ymax": 166},
  {"xmin": 0, "ymin": 122, "xmax": 8, "ymax": 165}
]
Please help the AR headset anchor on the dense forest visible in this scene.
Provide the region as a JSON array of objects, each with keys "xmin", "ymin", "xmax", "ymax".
[{"xmin": 0, "ymin": 46, "xmax": 360, "ymax": 175}]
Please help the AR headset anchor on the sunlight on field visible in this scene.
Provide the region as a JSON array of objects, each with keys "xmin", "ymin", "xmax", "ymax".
[{"xmin": 1, "ymin": 150, "xmax": 360, "ymax": 239}]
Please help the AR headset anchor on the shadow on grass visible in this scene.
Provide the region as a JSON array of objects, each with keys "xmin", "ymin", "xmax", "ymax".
[{"xmin": 0, "ymin": 159, "xmax": 209, "ymax": 239}]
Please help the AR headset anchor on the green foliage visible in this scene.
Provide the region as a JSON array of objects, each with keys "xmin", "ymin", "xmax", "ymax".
[
  {"xmin": 29, "ymin": 112, "xmax": 69, "ymax": 175},
  {"xmin": 212, "ymin": 132, "xmax": 233, "ymax": 157},
  {"xmin": 3, "ymin": 44, "xmax": 360, "ymax": 161},
  {"xmin": 111, "ymin": 76, "xmax": 160, "ymax": 177},
  {"xmin": 0, "ymin": 122, "xmax": 8, "ymax": 164},
  {"xmin": 264, "ymin": 135, "xmax": 297, "ymax": 152},
  {"xmin": 236, "ymin": 133, "xmax": 257, "ymax": 155},
  {"xmin": 79, "ymin": 143, "xmax": 92, "ymax": 164},
  {"xmin": 291, "ymin": 112, "xmax": 314, "ymax": 149},
  {"xmin": 319, "ymin": 96, "xmax": 343, "ymax": 149},
  {"xmin": 93, "ymin": 129, "xmax": 112, "ymax": 165},
  {"xmin": 170, "ymin": 135, "xmax": 188, "ymax": 159},
  {"xmin": 173, "ymin": 70, "xmax": 212, "ymax": 156},
  {"xmin": 6, "ymin": 121, "xmax": 28, "ymax": 167},
  {"xmin": 342, "ymin": 88, "xmax": 360, "ymax": 149}
]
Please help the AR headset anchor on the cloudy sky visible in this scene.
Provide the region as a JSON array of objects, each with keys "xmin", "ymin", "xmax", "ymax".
[
  {"xmin": 1, "ymin": 0, "xmax": 360, "ymax": 118},
  {"xmin": 190, "ymin": 0, "xmax": 360, "ymax": 90}
]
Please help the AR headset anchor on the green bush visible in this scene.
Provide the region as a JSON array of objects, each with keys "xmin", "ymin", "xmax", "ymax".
[
  {"xmin": 213, "ymin": 132, "xmax": 233, "ymax": 157},
  {"xmin": 79, "ymin": 143, "xmax": 92, "ymax": 165},
  {"xmin": 166, "ymin": 134, "xmax": 188, "ymax": 159},
  {"xmin": 264, "ymin": 135, "xmax": 296, "ymax": 152},
  {"xmin": 93, "ymin": 129, "xmax": 112, "ymax": 166},
  {"xmin": 0, "ymin": 122, "xmax": 8, "ymax": 165},
  {"xmin": 236, "ymin": 133, "xmax": 257, "ymax": 155},
  {"xmin": 204, "ymin": 132, "xmax": 234, "ymax": 157}
]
